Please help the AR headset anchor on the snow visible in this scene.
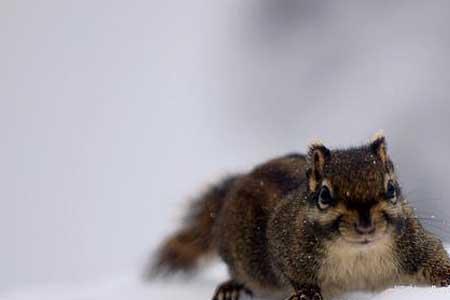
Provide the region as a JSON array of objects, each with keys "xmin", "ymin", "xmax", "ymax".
[
  {"xmin": 2, "ymin": 275, "xmax": 449, "ymax": 300},
  {"xmin": 2, "ymin": 255, "xmax": 449, "ymax": 300}
]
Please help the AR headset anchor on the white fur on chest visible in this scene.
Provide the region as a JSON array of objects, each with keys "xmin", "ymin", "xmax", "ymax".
[{"xmin": 318, "ymin": 237, "xmax": 399, "ymax": 297}]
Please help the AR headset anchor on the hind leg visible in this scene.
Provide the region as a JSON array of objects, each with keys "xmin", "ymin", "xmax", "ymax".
[{"xmin": 212, "ymin": 280, "xmax": 253, "ymax": 300}]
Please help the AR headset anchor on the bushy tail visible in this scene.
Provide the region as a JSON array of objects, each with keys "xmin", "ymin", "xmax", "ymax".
[{"xmin": 148, "ymin": 175, "xmax": 239, "ymax": 277}]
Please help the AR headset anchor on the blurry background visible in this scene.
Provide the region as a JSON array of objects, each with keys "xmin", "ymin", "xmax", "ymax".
[{"xmin": 2, "ymin": 0, "xmax": 450, "ymax": 294}]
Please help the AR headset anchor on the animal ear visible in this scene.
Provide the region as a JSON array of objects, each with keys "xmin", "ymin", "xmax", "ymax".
[
  {"xmin": 307, "ymin": 141, "xmax": 331, "ymax": 191},
  {"xmin": 370, "ymin": 131, "xmax": 388, "ymax": 164}
]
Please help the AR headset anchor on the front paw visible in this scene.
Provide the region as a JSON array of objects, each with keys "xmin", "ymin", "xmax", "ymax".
[
  {"xmin": 430, "ymin": 267, "xmax": 450, "ymax": 287},
  {"xmin": 212, "ymin": 280, "xmax": 253, "ymax": 300},
  {"xmin": 437, "ymin": 276, "xmax": 450, "ymax": 287},
  {"xmin": 286, "ymin": 285, "xmax": 322, "ymax": 300}
]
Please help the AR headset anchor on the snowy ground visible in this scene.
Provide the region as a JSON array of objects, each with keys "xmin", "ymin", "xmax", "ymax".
[{"xmin": 3, "ymin": 255, "xmax": 449, "ymax": 300}]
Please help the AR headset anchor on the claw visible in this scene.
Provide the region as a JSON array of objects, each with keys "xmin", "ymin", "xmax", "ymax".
[
  {"xmin": 285, "ymin": 285, "xmax": 322, "ymax": 300},
  {"xmin": 212, "ymin": 280, "xmax": 252, "ymax": 300}
]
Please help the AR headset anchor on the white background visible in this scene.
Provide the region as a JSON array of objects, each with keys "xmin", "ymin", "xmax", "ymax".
[{"xmin": 2, "ymin": 0, "xmax": 450, "ymax": 297}]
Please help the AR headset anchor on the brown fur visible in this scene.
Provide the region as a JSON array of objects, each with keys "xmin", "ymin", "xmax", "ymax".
[
  {"xmin": 151, "ymin": 135, "xmax": 450, "ymax": 300},
  {"xmin": 149, "ymin": 175, "xmax": 239, "ymax": 276}
]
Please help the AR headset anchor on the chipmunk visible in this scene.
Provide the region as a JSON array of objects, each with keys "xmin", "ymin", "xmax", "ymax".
[{"xmin": 150, "ymin": 133, "xmax": 450, "ymax": 300}]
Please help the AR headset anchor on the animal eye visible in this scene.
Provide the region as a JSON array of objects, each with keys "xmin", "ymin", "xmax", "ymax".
[
  {"xmin": 318, "ymin": 186, "xmax": 333, "ymax": 210},
  {"xmin": 386, "ymin": 180, "xmax": 397, "ymax": 203}
]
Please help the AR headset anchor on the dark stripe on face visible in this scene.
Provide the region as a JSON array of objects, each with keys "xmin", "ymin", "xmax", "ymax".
[
  {"xmin": 310, "ymin": 215, "xmax": 342, "ymax": 240},
  {"xmin": 382, "ymin": 211, "xmax": 406, "ymax": 235},
  {"xmin": 358, "ymin": 206, "xmax": 372, "ymax": 228},
  {"xmin": 345, "ymin": 201, "xmax": 377, "ymax": 230}
]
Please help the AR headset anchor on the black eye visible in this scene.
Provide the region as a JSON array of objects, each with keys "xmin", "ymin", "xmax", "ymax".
[
  {"xmin": 386, "ymin": 180, "xmax": 397, "ymax": 203},
  {"xmin": 318, "ymin": 186, "xmax": 333, "ymax": 210}
]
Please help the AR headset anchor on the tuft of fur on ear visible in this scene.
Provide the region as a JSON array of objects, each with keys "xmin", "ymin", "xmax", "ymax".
[
  {"xmin": 307, "ymin": 141, "xmax": 331, "ymax": 191},
  {"xmin": 370, "ymin": 130, "xmax": 388, "ymax": 164}
]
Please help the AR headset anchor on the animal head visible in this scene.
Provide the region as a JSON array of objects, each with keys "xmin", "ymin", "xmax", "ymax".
[{"xmin": 305, "ymin": 132, "xmax": 406, "ymax": 245}]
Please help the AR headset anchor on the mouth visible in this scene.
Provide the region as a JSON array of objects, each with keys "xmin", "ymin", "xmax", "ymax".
[
  {"xmin": 338, "ymin": 220, "xmax": 390, "ymax": 246},
  {"xmin": 338, "ymin": 226, "xmax": 389, "ymax": 245},
  {"xmin": 347, "ymin": 238, "xmax": 376, "ymax": 245},
  {"xmin": 341, "ymin": 233, "xmax": 387, "ymax": 246}
]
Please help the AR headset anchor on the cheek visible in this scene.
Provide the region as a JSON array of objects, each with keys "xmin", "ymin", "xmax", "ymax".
[
  {"xmin": 338, "ymin": 206, "xmax": 358, "ymax": 224},
  {"xmin": 373, "ymin": 203, "xmax": 404, "ymax": 231},
  {"xmin": 306, "ymin": 206, "xmax": 344, "ymax": 239},
  {"xmin": 314, "ymin": 205, "xmax": 352, "ymax": 235},
  {"xmin": 314, "ymin": 205, "xmax": 345, "ymax": 226},
  {"xmin": 372, "ymin": 204, "xmax": 388, "ymax": 223},
  {"xmin": 374, "ymin": 202, "xmax": 397, "ymax": 219}
]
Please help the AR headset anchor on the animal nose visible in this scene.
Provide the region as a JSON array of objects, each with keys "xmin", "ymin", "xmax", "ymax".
[{"xmin": 354, "ymin": 222, "xmax": 376, "ymax": 235}]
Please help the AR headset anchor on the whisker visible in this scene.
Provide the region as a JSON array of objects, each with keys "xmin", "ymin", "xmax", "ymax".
[
  {"xmin": 405, "ymin": 198, "xmax": 447, "ymax": 205},
  {"xmin": 420, "ymin": 223, "xmax": 450, "ymax": 238},
  {"xmin": 402, "ymin": 217, "xmax": 450, "ymax": 239},
  {"xmin": 405, "ymin": 205, "xmax": 450, "ymax": 221},
  {"xmin": 406, "ymin": 216, "xmax": 450, "ymax": 226}
]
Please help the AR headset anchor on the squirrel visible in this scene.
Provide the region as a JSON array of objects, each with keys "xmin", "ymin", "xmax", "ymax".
[{"xmin": 150, "ymin": 133, "xmax": 450, "ymax": 300}]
